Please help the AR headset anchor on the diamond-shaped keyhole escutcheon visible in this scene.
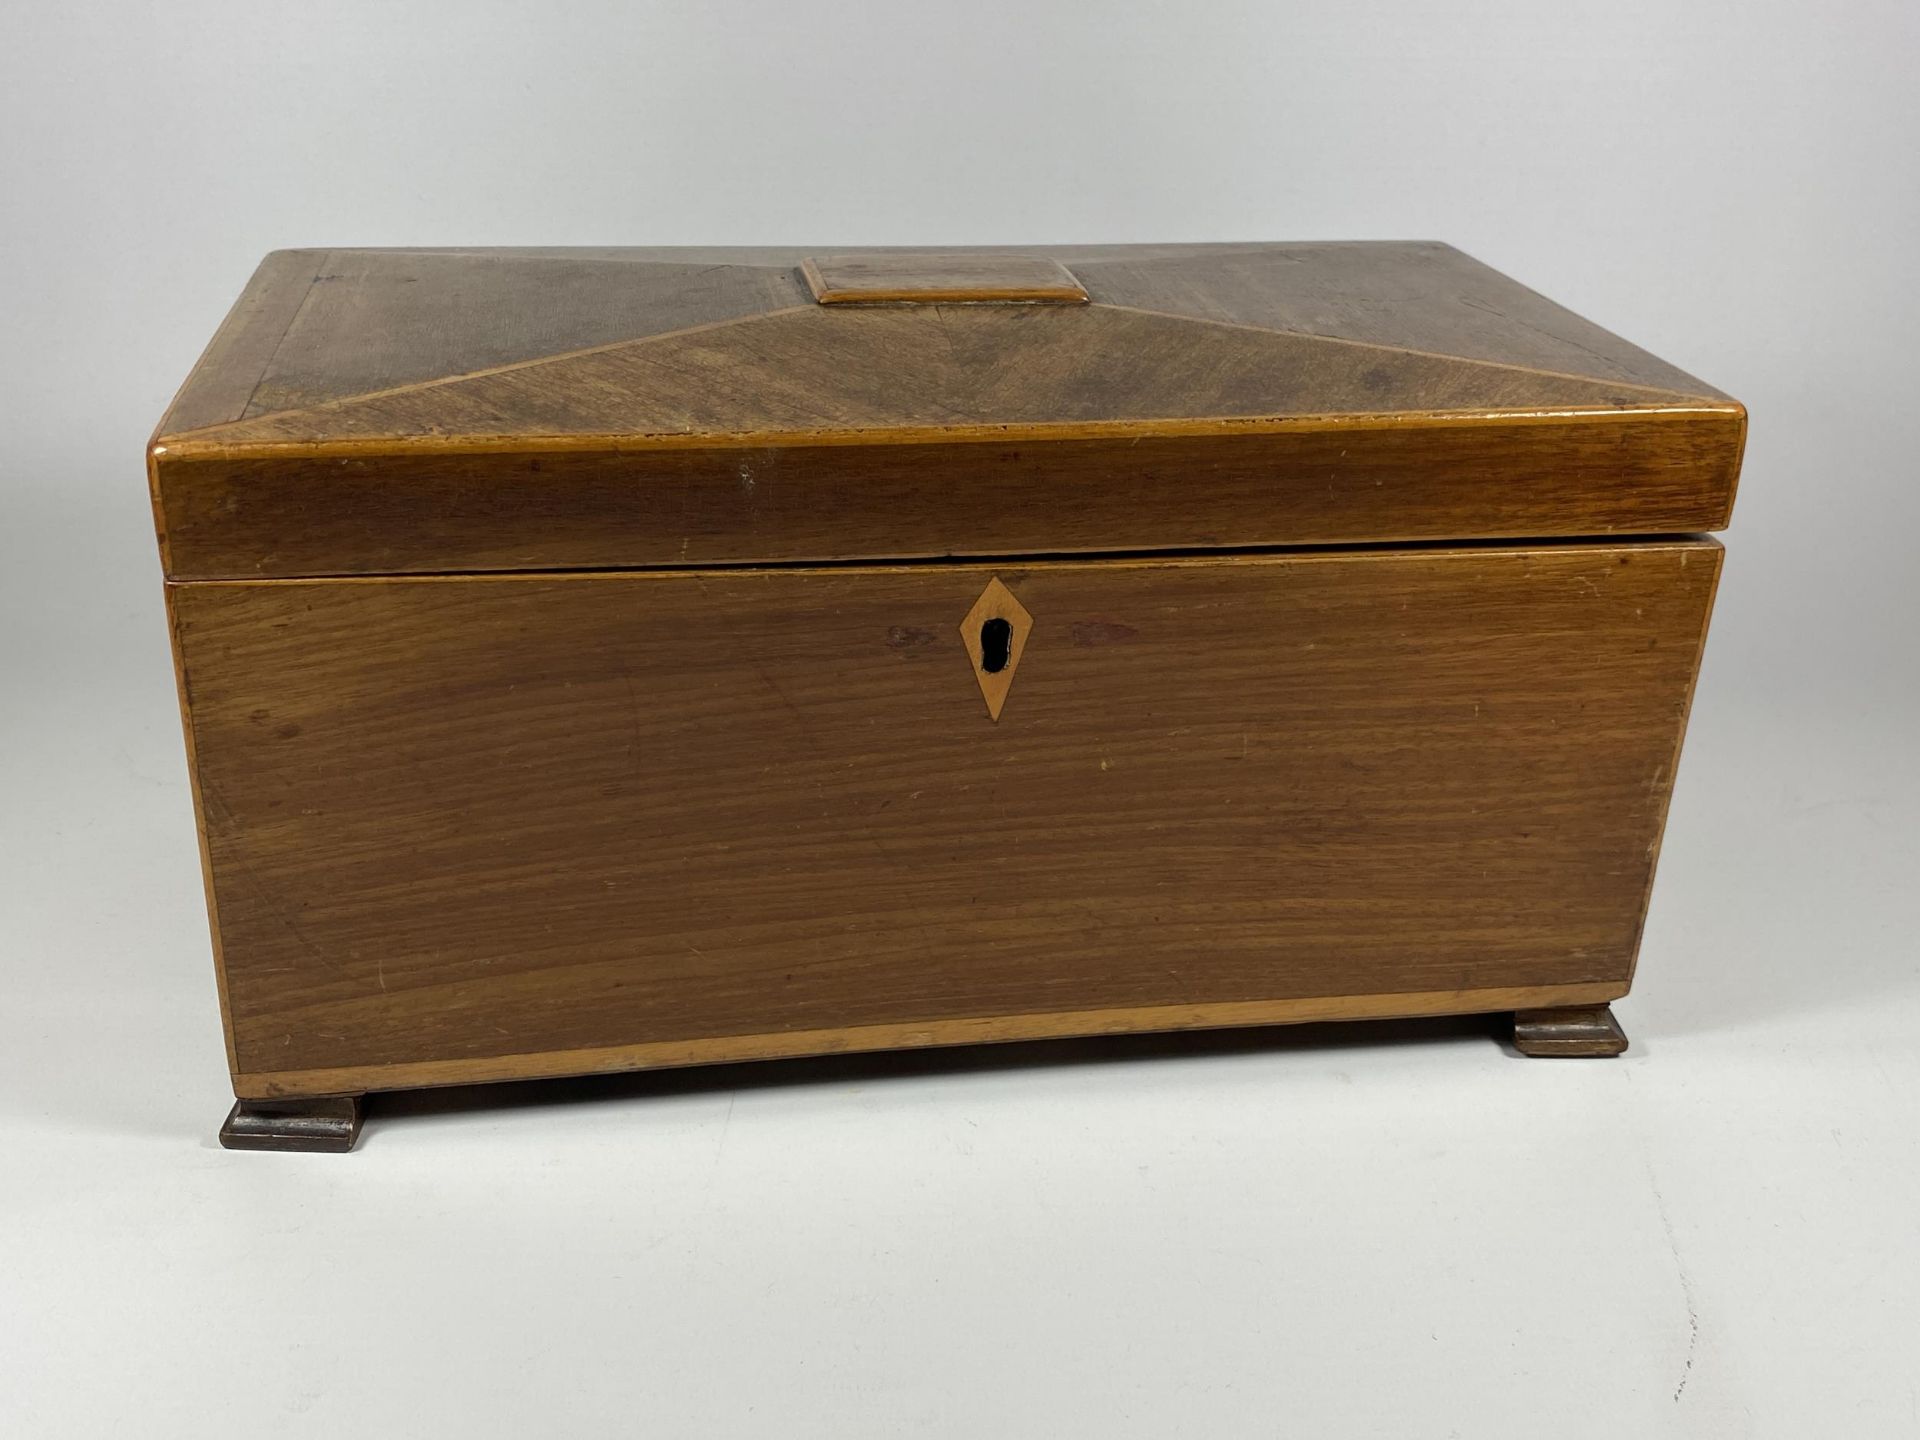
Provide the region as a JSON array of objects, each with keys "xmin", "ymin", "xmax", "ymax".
[{"xmin": 960, "ymin": 577, "xmax": 1033, "ymax": 721}]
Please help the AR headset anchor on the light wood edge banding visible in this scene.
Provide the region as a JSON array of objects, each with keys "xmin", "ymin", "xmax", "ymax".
[
  {"xmin": 151, "ymin": 401, "xmax": 1746, "ymax": 465},
  {"xmin": 233, "ymin": 982, "xmax": 1628, "ymax": 1099}
]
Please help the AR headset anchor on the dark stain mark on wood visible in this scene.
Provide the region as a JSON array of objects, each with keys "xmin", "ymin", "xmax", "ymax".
[
  {"xmin": 1069, "ymin": 620, "xmax": 1139, "ymax": 647},
  {"xmin": 887, "ymin": 625, "xmax": 938, "ymax": 651}
]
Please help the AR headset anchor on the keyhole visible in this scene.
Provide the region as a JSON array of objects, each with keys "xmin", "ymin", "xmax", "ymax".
[{"xmin": 979, "ymin": 617, "xmax": 1013, "ymax": 673}]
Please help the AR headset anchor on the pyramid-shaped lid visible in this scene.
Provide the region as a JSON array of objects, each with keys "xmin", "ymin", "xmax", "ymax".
[{"xmin": 151, "ymin": 243, "xmax": 1743, "ymax": 579}]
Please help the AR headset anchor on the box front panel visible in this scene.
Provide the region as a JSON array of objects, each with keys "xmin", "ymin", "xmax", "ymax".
[{"xmin": 172, "ymin": 543, "xmax": 1718, "ymax": 1092}]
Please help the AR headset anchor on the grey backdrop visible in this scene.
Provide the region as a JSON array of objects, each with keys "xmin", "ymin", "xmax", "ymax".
[{"xmin": 4, "ymin": 3, "xmax": 1916, "ymax": 1436}]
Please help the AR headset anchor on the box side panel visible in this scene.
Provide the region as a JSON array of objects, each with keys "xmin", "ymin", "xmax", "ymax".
[
  {"xmin": 171, "ymin": 543, "xmax": 1719, "ymax": 1095},
  {"xmin": 1624, "ymin": 541, "xmax": 1726, "ymax": 980},
  {"xmin": 160, "ymin": 584, "xmax": 240, "ymax": 1075}
]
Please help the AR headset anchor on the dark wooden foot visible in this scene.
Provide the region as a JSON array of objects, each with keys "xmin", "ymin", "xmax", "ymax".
[
  {"xmin": 1512, "ymin": 1004, "xmax": 1628, "ymax": 1057},
  {"xmin": 220, "ymin": 1096, "xmax": 364, "ymax": 1152}
]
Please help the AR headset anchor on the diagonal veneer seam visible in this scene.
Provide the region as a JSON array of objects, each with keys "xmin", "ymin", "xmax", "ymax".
[
  {"xmin": 235, "ymin": 249, "xmax": 334, "ymax": 423},
  {"xmin": 1088, "ymin": 301, "xmax": 1723, "ymax": 403},
  {"xmin": 160, "ymin": 300, "xmax": 1726, "ymax": 448},
  {"xmin": 161, "ymin": 302, "xmax": 820, "ymax": 441}
]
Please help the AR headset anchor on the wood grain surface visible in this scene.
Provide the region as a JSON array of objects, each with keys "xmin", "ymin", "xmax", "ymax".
[
  {"xmin": 170, "ymin": 541, "xmax": 1721, "ymax": 1097},
  {"xmin": 149, "ymin": 243, "xmax": 1743, "ymax": 579},
  {"xmin": 152, "ymin": 413, "xmax": 1741, "ymax": 580},
  {"xmin": 156, "ymin": 242, "xmax": 1733, "ymax": 438}
]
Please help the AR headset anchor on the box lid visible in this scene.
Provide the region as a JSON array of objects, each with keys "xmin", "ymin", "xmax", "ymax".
[{"xmin": 150, "ymin": 243, "xmax": 1743, "ymax": 579}]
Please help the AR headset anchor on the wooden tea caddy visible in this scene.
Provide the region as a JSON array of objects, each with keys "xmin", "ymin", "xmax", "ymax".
[{"xmin": 149, "ymin": 243, "xmax": 1744, "ymax": 1151}]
